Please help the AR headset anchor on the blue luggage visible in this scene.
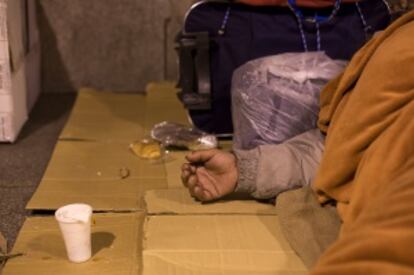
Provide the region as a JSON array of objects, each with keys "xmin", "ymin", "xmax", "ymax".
[{"xmin": 176, "ymin": 0, "xmax": 391, "ymax": 135}]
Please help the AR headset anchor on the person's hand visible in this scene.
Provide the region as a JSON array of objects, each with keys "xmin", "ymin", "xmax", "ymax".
[{"xmin": 181, "ymin": 149, "xmax": 238, "ymax": 201}]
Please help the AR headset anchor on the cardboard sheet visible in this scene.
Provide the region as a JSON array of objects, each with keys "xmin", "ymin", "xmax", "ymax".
[
  {"xmin": 41, "ymin": 141, "xmax": 166, "ymax": 180},
  {"xmin": 60, "ymin": 89, "xmax": 146, "ymax": 142},
  {"xmin": 144, "ymin": 82, "xmax": 189, "ymax": 134},
  {"xmin": 10, "ymin": 83, "xmax": 309, "ymax": 274},
  {"xmin": 60, "ymin": 112, "xmax": 144, "ymax": 143},
  {"xmin": 143, "ymin": 215, "xmax": 307, "ymax": 275},
  {"xmin": 3, "ymin": 213, "xmax": 144, "ymax": 275},
  {"xmin": 145, "ymin": 189, "xmax": 278, "ymax": 215},
  {"xmin": 27, "ymin": 178, "xmax": 166, "ymax": 211},
  {"xmin": 26, "ymin": 140, "xmax": 169, "ymax": 211},
  {"xmin": 28, "ymin": 84, "xmax": 190, "ymax": 211},
  {"xmin": 164, "ymin": 151, "xmax": 188, "ymax": 188}
]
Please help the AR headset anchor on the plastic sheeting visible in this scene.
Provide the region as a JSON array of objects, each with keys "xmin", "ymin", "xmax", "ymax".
[{"xmin": 232, "ymin": 52, "xmax": 347, "ymax": 150}]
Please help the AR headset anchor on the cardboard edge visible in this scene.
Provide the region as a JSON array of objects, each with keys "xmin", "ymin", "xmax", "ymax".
[
  {"xmin": 3, "ymin": 212, "xmax": 146, "ymax": 275},
  {"xmin": 144, "ymin": 189, "xmax": 279, "ymax": 216},
  {"xmin": 135, "ymin": 211, "xmax": 146, "ymax": 275},
  {"xmin": 25, "ymin": 201, "xmax": 145, "ymax": 213},
  {"xmin": 142, "ymin": 215, "xmax": 308, "ymax": 274}
]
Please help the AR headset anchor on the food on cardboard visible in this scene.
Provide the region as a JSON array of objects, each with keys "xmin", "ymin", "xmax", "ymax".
[{"xmin": 130, "ymin": 139, "xmax": 162, "ymax": 159}]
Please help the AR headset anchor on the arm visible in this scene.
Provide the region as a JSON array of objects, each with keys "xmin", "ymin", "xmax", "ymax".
[
  {"xmin": 235, "ymin": 128, "xmax": 324, "ymax": 199},
  {"xmin": 181, "ymin": 128, "xmax": 324, "ymax": 201}
]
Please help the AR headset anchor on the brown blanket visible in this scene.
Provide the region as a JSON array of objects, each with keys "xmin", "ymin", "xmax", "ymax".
[{"xmin": 310, "ymin": 11, "xmax": 414, "ymax": 274}]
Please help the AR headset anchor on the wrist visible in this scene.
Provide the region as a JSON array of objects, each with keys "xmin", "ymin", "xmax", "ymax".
[{"xmin": 232, "ymin": 148, "xmax": 259, "ymax": 194}]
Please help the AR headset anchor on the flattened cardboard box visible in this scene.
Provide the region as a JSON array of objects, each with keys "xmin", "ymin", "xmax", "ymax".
[
  {"xmin": 164, "ymin": 151, "xmax": 188, "ymax": 188},
  {"xmin": 145, "ymin": 189, "xmax": 278, "ymax": 215},
  {"xmin": 60, "ymin": 83, "xmax": 186, "ymax": 142},
  {"xmin": 40, "ymin": 141, "xmax": 166, "ymax": 180},
  {"xmin": 144, "ymin": 190, "xmax": 306, "ymax": 274},
  {"xmin": 143, "ymin": 215, "xmax": 307, "ymax": 275},
  {"xmin": 26, "ymin": 141, "xmax": 168, "ymax": 211},
  {"xmin": 3, "ymin": 213, "xmax": 144, "ymax": 275},
  {"xmin": 28, "ymin": 84, "xmax": 191, "ymax": 211},
  {"xmin": 144, "ymin": 82, "xmax": 189, "ymax": 133},
  {"xmin": 60, "ymin": 89, "xmax": 147, "ymax": 142}
]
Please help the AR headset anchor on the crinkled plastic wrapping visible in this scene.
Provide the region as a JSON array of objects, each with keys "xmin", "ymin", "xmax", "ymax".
[
  {"xmin": 232, "ymin": 52, "xmax": 347, "ymax": 150},
  {"xmin": 151, "ymin": 121, "xmax": 218, "ymax": 151}
]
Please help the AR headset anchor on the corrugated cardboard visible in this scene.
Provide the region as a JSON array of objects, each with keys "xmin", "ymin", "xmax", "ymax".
[
  {"xmin": 28, "ymin": 85, "xmax": 190, "ymax": 211},
  {"xmin": 41, "ymin": 141, "xmax": 166, "ymax": 180},
  {"xmin": 26, "ymin": 141, "xmax": 168, "ymax": 211},
  {"xmin": 143, "ymin": 215, "xmax": 307, "ymax": 275},
  {"xmin": 14, "ymin": 83, "xmax": 308, "ymax": 274},
  {"xmin": 164, "ymin": 151, "xmax": 188, "ymax": 188},
  {"xmin": 3, "ymin": 213, "xmax": 144, "ymax": 275},
  {"xmin": 145, "ymin": 189, "xmax": 278, "ymax": 215},
  {"xmin": 60, "ymin": 89, "xmax": 146, "ymax": 142},
  {"xmin": 27, "ymin": 178, "xmax": 166, "ymax": 211},
  {"xmin": 144, "ymin": 82, "xmax": 189, "ymax": 134}
]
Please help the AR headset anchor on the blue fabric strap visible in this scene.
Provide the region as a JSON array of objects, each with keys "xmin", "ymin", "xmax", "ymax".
[
  {"xmin": 288, "ymin": 0, "xmax": 342, "ymax": 51},
  {"xmin": 288, "ymin": 0, "xmax": 342, "ymax": 24}
]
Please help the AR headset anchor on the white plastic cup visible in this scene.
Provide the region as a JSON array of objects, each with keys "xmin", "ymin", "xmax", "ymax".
[{"xmin": 55, "ymin": 203, "xmax": 93, "ymax": 263}]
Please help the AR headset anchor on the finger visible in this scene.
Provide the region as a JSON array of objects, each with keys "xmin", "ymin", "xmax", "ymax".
[
  {"xmin": 186, "ymin": 149, "xmax": 218, "ymax": 164},
  {"xmin": 192, "ymin": 185, "xmax": 213, "ymax": 202},
  {"xmin": 181, "ymin": 169, "xmax": 190, "ymax": 187},
  {"xmin": 181, "ymin": 163, "xmax": 191, "ymax": 172},
  {"xmin": 196, "ymin": 167, "xmax": 220, "ymax": 198},
  {"xmin": 181, "ymin": 163, "xmax": 194, "ymax": 187},
  {"xmin": 195, "ymin": 186, "xmax": 215, "ymax": 202},
  {"xmin": 201, "ymin": 189, "xmax": 214, "ymax": 201},
  {"xmin": 187, "ymin": 174, "xmax": 198, "ymax": 189},
  {"xmin": 188, "ymin": 185, "xmax": 199, "ymax": 199},
  {"xmin": 189, "ymin": 164, "xmax": 197, "ymax": 174}
]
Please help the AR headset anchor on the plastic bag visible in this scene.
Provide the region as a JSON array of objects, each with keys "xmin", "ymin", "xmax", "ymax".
[
  {"xmin": 150, "ymin": 121, "xmax": 218, "ymax": 151},
  {"xmin": 232, "ymin": 52, "xmax": 347, "ymax": 150}
]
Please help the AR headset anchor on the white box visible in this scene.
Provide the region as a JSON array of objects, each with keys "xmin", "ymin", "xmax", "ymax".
[{"xmin": 0, "ymin": 0, "xmax": 40, "ymax": 142}]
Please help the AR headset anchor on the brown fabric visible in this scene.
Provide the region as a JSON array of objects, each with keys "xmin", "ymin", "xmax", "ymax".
[
  {"xmin": 309, "ymin": 11, "xmax": 414, "ymax": 274},
  {"xmin": 314, "ymin": 10, "xmax": 414, "ymax": 221},
  {"xmin": 276, "ymin": 187, "xmax": 341, "ymax": 269}
]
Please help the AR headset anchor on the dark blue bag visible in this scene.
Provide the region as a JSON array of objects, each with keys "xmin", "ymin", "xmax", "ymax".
[{"xmin": 176, "ymin": 0, "xmax": 391, "ymax": 135}]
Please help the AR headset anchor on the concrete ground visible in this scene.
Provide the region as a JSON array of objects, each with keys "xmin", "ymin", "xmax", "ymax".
[{"xmin": 0, "ymin": 94, "xmax": 76, "ymax": 251}]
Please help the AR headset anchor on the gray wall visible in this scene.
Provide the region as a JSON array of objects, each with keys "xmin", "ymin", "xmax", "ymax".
[{"xmin": 37, "ymin": 0, "xmax": 194, "ymax": 93}]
